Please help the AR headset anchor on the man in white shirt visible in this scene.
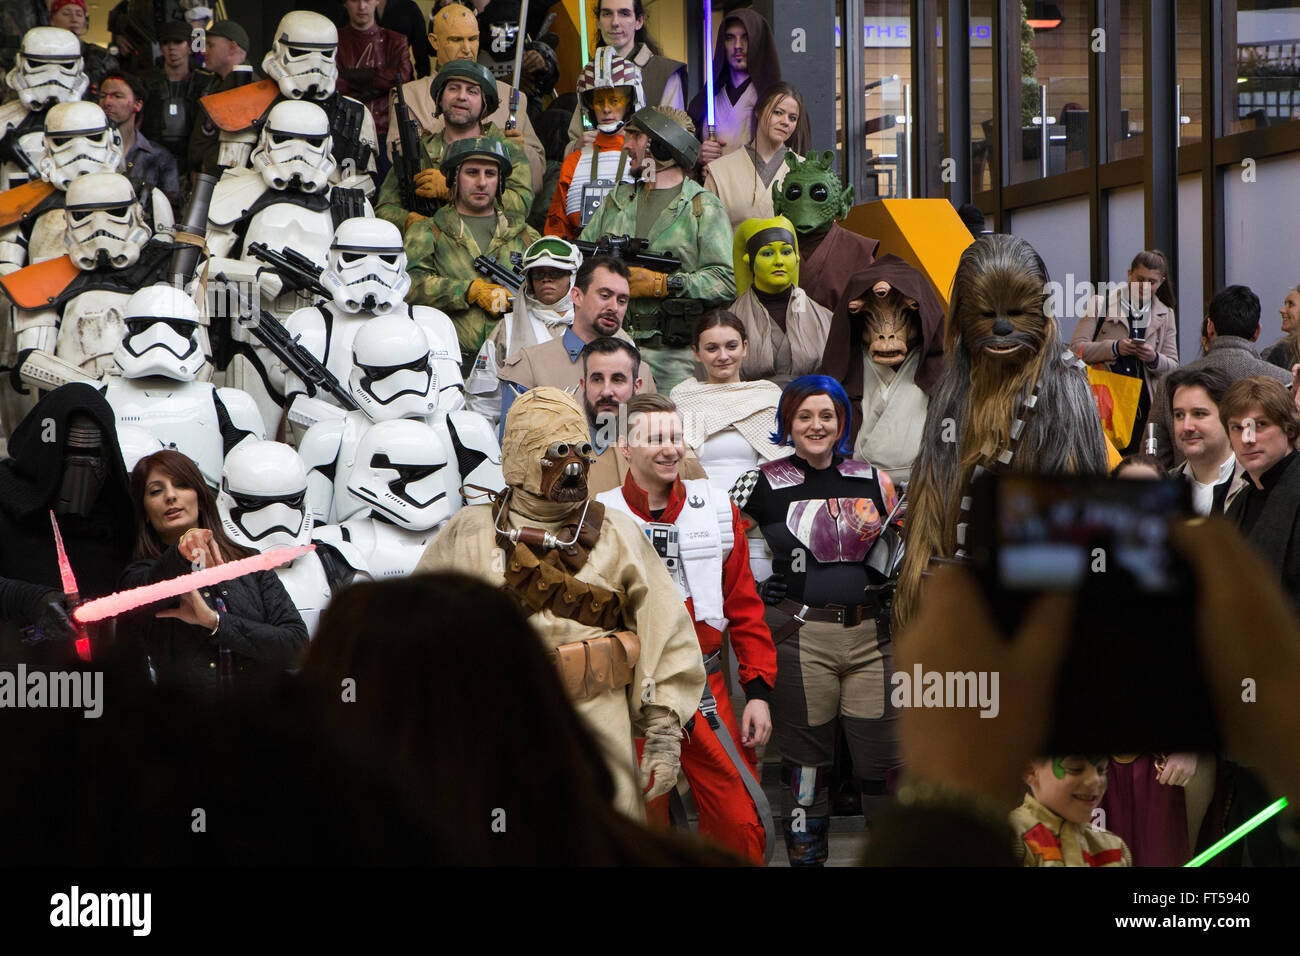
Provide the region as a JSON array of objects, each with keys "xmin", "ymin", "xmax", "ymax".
[{"xmin": 1166, "ymin": 365, "xmax": 1242, "ymax": 514}]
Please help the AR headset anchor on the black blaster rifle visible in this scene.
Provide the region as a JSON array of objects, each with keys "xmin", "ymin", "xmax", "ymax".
[
  {"xmin": 214, "ymin": 271, "xmax": 359, "ymax": 412},
  {"xmin": 473, "ymin": 251, "xmax": 524, "ymax": 294},
  {"xmin": 247, "ymin": 242, "xmax": 329, "ymax": 299},
  {"xmin": 573, "ymin": 235, "xmax": 682, "ymax": 273},
  {"xmin": 392, "ymin": 82, "xmax": 437, "ymax": 217}
]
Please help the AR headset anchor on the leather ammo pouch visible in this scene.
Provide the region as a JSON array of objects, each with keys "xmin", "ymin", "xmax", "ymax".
[{"xmin": 554, "ymin": 630, "xmax": 641, "ymax": 700}]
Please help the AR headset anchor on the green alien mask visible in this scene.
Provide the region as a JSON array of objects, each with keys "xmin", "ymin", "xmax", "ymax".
[{"xmin": 772, "ymin": 150, "xmax": 854, "ymax": 237}]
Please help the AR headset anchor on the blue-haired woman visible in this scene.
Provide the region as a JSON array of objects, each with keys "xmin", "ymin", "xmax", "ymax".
[{"xmin": 729, "ymin": 375, "xmax": 901, "ymax": 866}]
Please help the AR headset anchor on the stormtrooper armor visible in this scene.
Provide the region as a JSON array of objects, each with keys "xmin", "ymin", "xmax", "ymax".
[
  {"xmin": 37, "ymin": 101, "xmax": 122, "ymax": 190},
  {"xmin": 280, "ymin": 224, "xmax": 463, "ymax": 430},
  {"xmin": 309, "ymin": 414, "xmax": 502, "ymax": 577},
  {"xmin": 206, "ymin": 101, "xmax": 374, "ymax": 433},
  {"xmin": 208, "ymin": 11, "xmax": 375, "ymax": 192},
  {"xmin": 3, "ymin": 173, "xmax": 164, "ymax": 377},
  {"xmin": 249, "ymin": 100, "xmax": 337, "ymax": 193},
  {"xmin": 64, "ymin": 171, "xmax": 152, "ymax": 270},
  {"xmin": 262, "ymin": 12, "xmax": 340, "ymax": 101},
  {"xmin": 218, "ymin": 439, "xmax": 366, "ymax": 637},
  {"xmin": 0, "ymin": 29, "xmax": 91, "ymax": 191},
  {"xmin": 102, "ymin": 285, "xmax": 265, "ymax": 488},
  {"xmin": 0, "ymin": 104, "xmax": 174, "ymax": 276},
  {"xmin": 299, "ymin": 396, "xmax": 503, "ymax": 527}
]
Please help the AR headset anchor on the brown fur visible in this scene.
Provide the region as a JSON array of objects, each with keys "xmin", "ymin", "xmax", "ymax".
[{"xmin": 893, "ymin": 235, "xmax": 1108, "ymax": 635}]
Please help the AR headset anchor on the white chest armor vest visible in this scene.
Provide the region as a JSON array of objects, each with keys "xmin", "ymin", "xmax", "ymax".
[
  {"xmin": 0, "ymin": 130, "xmax": 46, "ymax": 190},
  {"xmin": 105, "ymin": 376, "xmax": 225, "ymax": 487},
  {"xmin": 56, "ymin": 288, "xmax": 131, "ymax": 376},
  {"xmin": 318, "ymin": 517, "xmax": 436, "ymax": 579},
  {"xmin": 275, "ymin": 552, "xmax": 331, "ymax": 639},
  {"xmin": 598, "ymin": 478, "xmax": 733, "ymax": 632}
]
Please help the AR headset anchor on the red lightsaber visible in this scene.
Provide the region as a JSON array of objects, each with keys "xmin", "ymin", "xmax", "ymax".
[
  {"xmin": 73, "ymin": 545, "xmax": 314, "ymax": 625},
  {"xmin": 49, "ymin": 511, "xmax": 90, "ymax": 661}
]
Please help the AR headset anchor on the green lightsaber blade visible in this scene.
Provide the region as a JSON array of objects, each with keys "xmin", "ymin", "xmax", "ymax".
[{"xmin": 1184, "ymin": 797, "xmax": 1288, "ymax": 867}]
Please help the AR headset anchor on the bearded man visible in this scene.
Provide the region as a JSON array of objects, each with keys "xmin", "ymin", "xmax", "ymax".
[{"xmin": 416, "ymin": 387, "xmax": 706, "ymax": 818}]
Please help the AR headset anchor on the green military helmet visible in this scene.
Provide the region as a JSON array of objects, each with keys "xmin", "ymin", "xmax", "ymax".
[
  {"xmin": 440, "ymin": 135, "xmax": 513, "ymax": 179},
  {"xmin": 624, "ymin": 106, "xmax": 700, "ymax": 170},
  {"xmin": 431, "ymin": 58, "xmax": 500, "ymax": 118}
]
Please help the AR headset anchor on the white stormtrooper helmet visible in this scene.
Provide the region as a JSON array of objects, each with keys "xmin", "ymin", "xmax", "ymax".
[
  {"xmin": 114, "ymin": 284, "xmax": 206, "ymax": 380},
  {"xmin": 6, "ymin": 28, "xmax": 88, "ymax": 110},
  {"xmin": 321, "ymin": 217, "xmax": 410, "ymax": 314},
  {"xmin": 218, "ymin": 440, "xmax": 314, "ymax": 549},
  {"xmin": 249, "ymin": 100, "xmax": 336, "ymax": 192},
  {"xmin": 64, "ymin": 172, "xmax": 151, "ymax": 269},
  {"xmin": 346, "ymin": 418, "xmax": 454, "ymax": 530},
  {"xmin": 262, "ymin": 11, "xmax": 339, "ymax": 101},
  {"xmin": 349, "ymin": 315, "xmax": 437, "ymax": 422},
  {"xmin": 39, "ymin": 102, "xmax": 124, "ymax": 191}
]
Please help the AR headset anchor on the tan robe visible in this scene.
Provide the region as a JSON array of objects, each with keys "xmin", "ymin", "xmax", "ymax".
[
  {"xmin": 703, "ymin": 145, "xmax": 789, "ymax": 231},
  {"xmin": 387, "ymin": 76, "xmax": 545, "ymax": 194},
  {"xmin": 730, "ymin": 286, "xmax": 833, "ymax": 386},
  {"xmin": 416, "ymin": 504, "xmax": 707, "ymax": 818}
]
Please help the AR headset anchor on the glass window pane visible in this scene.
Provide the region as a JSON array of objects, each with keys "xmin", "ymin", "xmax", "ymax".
[
  {"xmin": 1178, "ymin": 2, "xmax": 1202, "ymax": 146},
  {"xmin": 971, "ymin": 0, "xmax": 996, "ymax": 192},
  {"xmin": 1110, "ymin": 0, "xmax": 1144, "ymax": 160},
  {"xmin": 863, "ymin": 0, "xmax": 916, "ymax": 198},
  {"xmin": 1012, "ymin": 0, "xmax": 1092, "ymax": 183},
  {"xmin": 1229, "ymin": 1, "xmax": 1300, "ymax": 133}
]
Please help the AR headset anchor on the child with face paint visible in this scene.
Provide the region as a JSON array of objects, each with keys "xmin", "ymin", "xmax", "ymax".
[
  {"xmin": 726, "ymin": 216, "xmax": 833, "ymax": 387},
  {"xmin": 1012, "ymin": 755, "xmax": 1132, "ymax": 866}
]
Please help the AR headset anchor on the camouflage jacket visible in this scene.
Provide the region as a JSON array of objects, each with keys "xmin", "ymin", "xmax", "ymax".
[
  {"xmin": 376, "ymin": 121, "xmax": 532, "ymax": 231},
  {"xmin": 578, "ymin": 176, "xmax": 736, "ymax": 340},
  {"xmin": 404, "ymin": 202, "xmax": 539, "ymax": 365}
]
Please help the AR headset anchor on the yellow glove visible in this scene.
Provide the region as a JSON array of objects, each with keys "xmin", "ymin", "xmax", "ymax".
[
  {"xmin": 413, "ymin": 167, "xmax": 449, "ymax": 199},
  {"xmin": 403, "ymin": 211, "xmax": 427, "ymax": 232},
  {"xmin": 467, "ymin": 277, "xmax": 510, "ymax": 316},
  {"xmin": 627, "ymin": 266, "xmax": 669, "ymax": 299}
]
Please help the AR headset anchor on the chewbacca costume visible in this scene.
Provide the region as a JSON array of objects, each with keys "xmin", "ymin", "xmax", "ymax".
[{"xmin": 893, "ymin": 235, "xmax": 1109, "ymax": 634}]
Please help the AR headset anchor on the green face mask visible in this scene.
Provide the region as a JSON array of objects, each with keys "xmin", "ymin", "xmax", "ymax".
[{"xmin": 772, "ymin": 149, "xmax": 853, "ymax": 235}]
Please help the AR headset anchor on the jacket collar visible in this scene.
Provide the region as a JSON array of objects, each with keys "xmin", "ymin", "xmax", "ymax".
[
  {"xmin": 620, "ymin": 470, "xmax": 686, "ymax": 522},
  {"xmin": 1207, "ymin": 335, "xmax": 1263, "ymax": 357}
]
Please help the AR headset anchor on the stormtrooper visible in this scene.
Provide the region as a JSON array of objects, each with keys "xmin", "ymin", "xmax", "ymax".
[
  {"xmin": 13, "ymin": 285, "xmax": 265, "ymax": 490},
  {"xmin": 279, "ymin": 216, "xmax": 464, "ymax": 433},
  {"xmin": 0, "ymin": 28, "xmax": 91, "ymax": 193},
  {"xmin": 205, "ymin": 99, "xmax": 375, "ymax": 432},
  {"xmin": 303, "ymin": 314, "xmax": 504, "ymax": 578},
  {"xmin": 217, "ymin": 440, "xmax": 368, "ymax": 637},
  {"xmin": 0, "ymin": 101, "xmax": 174, "ymax": 277},
  {"xmin": 197, "ymin": 11, "xmax": 377, "ymax": 195},
  {"xmin": 1, "ymin": 172, "xmax": 184, "ymax": 384}
]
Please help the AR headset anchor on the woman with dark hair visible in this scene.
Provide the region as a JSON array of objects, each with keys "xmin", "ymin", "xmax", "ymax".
[
  {"xmin": 671, "ymin": 310, "xmax": 785, "ymax": 579},
  {"xmin": 704, "ymin": 82, "xmax": 809, "ymax": 230},
  {"xmin": 564, "ymin": 0, "xmax": 686, "ymax": 151},
  {"xmin": 1070, "ymin": 249, "xmax": 1179, "ymax": 455},
  {"xmin": 298, "ymin": 572, "xmax": 742, "ymax": 865},
  {"xmin": 118, "ymin": 449, "xmax": 307, "ymax": 691},
  {"xmin": 729, "ymin": 375, "xmax": 901, "ymax": 866}
]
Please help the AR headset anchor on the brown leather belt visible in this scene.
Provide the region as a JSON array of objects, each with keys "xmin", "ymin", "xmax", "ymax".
[
  {"xmin": 772, "ymin": 598, "xmax": 878, "ymax": 643},
  {"xmin": 553, "ymin": 630, "xmax": 641, "ymax": 701}
]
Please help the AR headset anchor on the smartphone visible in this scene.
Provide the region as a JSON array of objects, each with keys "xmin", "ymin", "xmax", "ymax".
[{"xmin": 968, "ymin": 472, "xmax": 1219, "ymax": 754}]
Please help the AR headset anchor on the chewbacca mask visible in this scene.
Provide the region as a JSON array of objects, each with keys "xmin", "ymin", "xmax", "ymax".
[{"xmin": 892, "ymin": 234, "xmax": 1109, "ymax": 635}]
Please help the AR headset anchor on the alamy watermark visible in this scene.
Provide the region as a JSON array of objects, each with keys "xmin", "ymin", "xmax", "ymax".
[
  {"xmin": 0, "ymin": 665, "xmax": 102, "ymax": 719},
  {"xmin": 891, "ymin": 664, "xmax": 1000, "ymax": 718}
]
